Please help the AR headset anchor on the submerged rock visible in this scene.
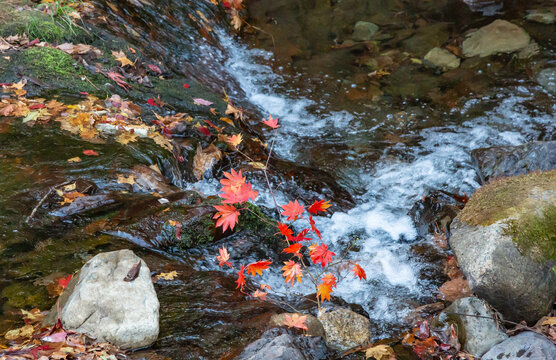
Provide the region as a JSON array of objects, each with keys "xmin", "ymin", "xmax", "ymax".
[
  {"xmin": 270, "ymin": 313, "xmax": 325, "ymax": 338},
  {"xmin": 352, "ymin": 21, "xmax": 379, "ymax": 42},
  {"xmin": 462, "ymin": 20, "xmax": 530, "ymax": 57},
  {"xmin": 47, "ymin": 250, "xmax": 159, "ymax": 349},
  {"xmin": 450, "ymin": 171, "xmax": 556, "ymax": 323},
  {"xmin": 237, "ymin": 328, "xmax": 327, "ymax": 360},
  {"xmin": 525, "ymin": 10, "xmax": 556, "ymax": 24},
  {"xmin": 408, "ymin": 190, "xmax": 463, "ymax": 237},
  {"xmin": 433, "ymin": 297, "xmax": 507, "ymax": 357},
  {"xmin": 423, "ymin": 47, "xmax": 460, "ymax": 72},
  {"xmin": 471, "ymin": 141, "xmax": 556, "ymax": 185},
  {"xmin": 318, "ymin": 308, "xmax": 371, "ymax": 350},
  {"xmin": 482, "ymin": 331, "xmax": 556, "ymax": 360}
]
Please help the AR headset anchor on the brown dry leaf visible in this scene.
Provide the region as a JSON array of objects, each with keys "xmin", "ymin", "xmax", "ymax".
[
  {"xmin": 445, "ymin": 257, "xmax": 464, "ymax": 280},
  {"xmin": 365, "ymin": 344, "xmax": 397, "ymax": 360},
  {"xmin": 225, "ymin": 102, "xmax": 243, "ymax": 120},
  {"xmin": 112, "ymin": 50, "xmax": 135, "ymax": 67},
  {"xmin": 5, "ymin": 324, "xmax": 34, "ymax": 340},
  {"xmin": 21, "ymin": 308, "xmax": 44, "ymax": 323},
  {"xmin": 149, "ymin": 164, "xmax": 162, "ymax": 175},
  {"xmin": 154, "ymin": 271, "xmax": 178, "ymax": 281},
  {"xmin": 438, "ymin": 277, "xmax": 472, "ymax": 302},
  {"xmin": 117, "ymin": 174, "xmax": 136, "ymax": 185},
  {"xmin": 116, "ymin": 131, "xmax": 139, "ymax": 144},
  {"xmin": 192, "ymin": 143, "xmax": 222, "ymax": 180},
  {"xmin": 67, "ymin": 157, "xmax": 82, "ymax": 163},
  {"xmin": 248, "ymin": 161, "xmax": 267, "ymax": 170}
]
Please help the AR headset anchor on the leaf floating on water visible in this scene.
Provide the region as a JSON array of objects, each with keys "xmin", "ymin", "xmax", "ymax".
[
  {"xmin": 117, "ymin": 174, "xmax": 136, "ymax": 185},
  {"xmin": 67, "ymin": 157, "xmax": 82, "ymax": 163},
  {"xmin": 123, "ymin": 261, "xmax": 141, "ymax": 282},
  {"xmin": 154, "ymin": 271, "xmax": 178, "ymax": 281}
]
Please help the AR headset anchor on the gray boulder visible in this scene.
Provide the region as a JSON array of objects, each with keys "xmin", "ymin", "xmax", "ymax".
[
  {"xmin": 482, "ymin": 331, "xmax": 556, "ymax": 360},
  {"xmin": 318, "ymin": 308, "xmax": 371, "ymax": 350},
  {"xmin": 237, "ymin": 328, "xmax": 327, "ymax": 360},
  {"xmin": 423, "ymin": 47, "xmax": 460, "ymax": 71},
  {"xmin": 471, "ymin": 141, "xmax": 556, "ymax": 185},
  {"xmin": 48, "ymin": 250, "xmax": 159, "ymax": 349},
  {"xmin": 450, "ymin": 217, "xmax": 556, "ymax": 323},
  {"xmin": 537, "ymin": 68, "xmax": 556, "ymax": 95},
  {"xmin": 462, "ymin": 20, "xmax": 530, "ymax": 57},
  {"xmin": 352, "ymin": 21, "xmax": 379, "ymax": 42},
  {"xmin": 434, "ymin": 297, "xmax": 507, "ymax": 357}
]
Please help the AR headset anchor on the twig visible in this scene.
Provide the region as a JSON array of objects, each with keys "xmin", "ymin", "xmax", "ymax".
[
  {"xmin": 26, "ymin": 181, "xmax": 71, "ymax": 224},
  {"xmin": 240, "ymin": 18, "xmax": 276, "ymax": 49}
]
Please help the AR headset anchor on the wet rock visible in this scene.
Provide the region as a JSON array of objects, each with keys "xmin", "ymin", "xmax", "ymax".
[
  {"xmin": 352, "ymin": 21, "xmax": 379, "ymax": 42},
  {"xmin": 433, "ymin": 297, "xmax": 507, "ymax": 357},
  {"xmin": 450, "ymin": 171, "xmax": 556, "ymax": 323},
  {"xmin": 270, "ymin": 313, "xmax": 325, "ymax": 338},
  {"xmin": 408, "ymin": 190, "xmax": 462, "ymax": 237},
  {"xmin": 402, "ymin": 23, "xmax": 451, "ymax": 57},
  {"xmin": 50, "ymin": 194, "xmax": 123, "ymax": 218},
  {"xmin": 237, "ymin": 328, "xmax": 328, "ymax": 360},
  {"xmin": 423, "ymin": 48, "xmax": 460, "ymax": 72},
  {"xmin": 462, "ymin": 20, "xmax": 530, "ymax": 58},
  {"xmin": 537, "ymin": 68, "xmax": 556, "ymax": 95},
  {"xmin": 471, "ymin": 141, "xmax": 556, "ymax": 185},
  {"xmin": 525, "ymin": 10, "xmax": 556, "ymax": 24},
  {"xmin": 318, "ymin": 308, "xmax": 371, "ymax": 350},
  {"xmin": 47, "ymin": 250, "xmax": 159, "ymax": 349},
  {"xmin": 481, "ymin": 331, "xmax": 556, "ymax": 360}
]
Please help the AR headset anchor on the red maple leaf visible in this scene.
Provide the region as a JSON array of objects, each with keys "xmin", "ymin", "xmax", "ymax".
[
  {"xmin": 83, "ymin": 149, "xmax": 99, "ymax": 156},
  {"xmin": 309, "ymin": 244, "xmax": 335, "ymax": 267},
  {"xmin": 236, "ymin": 265, "xmax": 246, "ymax": 290},
  {"xmin": 247, "ymin": 260, "xmax": 272, "ymax": 277},
  {"xmin": 252, "ymin": 289, "xmax": 267, "ymax": 300},
  {"xmin": 277, "ymin": 222, "xmax": 293, "ymax": 237},
  {"xmin": 58, "ymin": 275, "xmax": 72, "ymax": 289},
  {"xmin": 221, "ymin": 182, "xmax": 258, "ymax": 204},
  {"xmin": 282, "ymin": 243, "xmax": 303, "ymax": 255},
  {"xmin": 309, "ymin": 216, "xmax": 321, "ymax": 240},
  {"xmin": 213, "ymin": 204, "xmax": 240, "ymax": 232},
  {"xmin": 281, "ymin": 260, "xmax": 303, "ymax": 285},
  {"xmin": 183, "ymin": 83, "xmax": 190, "ymax": 89},
  {"xmin": 321, "ymin": 273, "xmax": 337, "ymax": 288},
  {"xmin": 283, "ymin": 313, "xmax": 308, "ymax": 331},
  {"xmin": 106, "ymin": 71, "xmax": 131, "ymax": 91},
  {"xmin": 217, "ymin": 246, "xmax": 232, "ymax": 267},
  {"xmin": 262, "ymin": 114, "xmax": 279, "ymax": 129},
  {"xmin": 307, "ymin": 199, "xmax": 331, "ymax": 214},
  {"xmin": 287, "ymin": 228, "xmax": 311, "ymax": 242},
  {"xmin": 198, "ymin": 126, "xmax": 211, "ymax": 136},
  {"xmin": 352, "ymin": 264, "xmax": 367, "ymax": 280},
  {"xmin": 147, "ymin": 98, "xmax": 159, "ymax": 107},
  {"xmin": 147, "ymin": 64, "xmax": 162, "ymax": 74},
  {"xmin": 281, "ymin": 200, "xmax": 304, "ymax": 221},
  {"xmin": 220, "ymin": 169, "xmax": 245, "ymax": 194}
]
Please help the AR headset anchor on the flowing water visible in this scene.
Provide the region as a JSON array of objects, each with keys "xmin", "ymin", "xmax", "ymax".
[{"xmin": 1, "ymin": 0, "xmax": 555, "ymax": 357}]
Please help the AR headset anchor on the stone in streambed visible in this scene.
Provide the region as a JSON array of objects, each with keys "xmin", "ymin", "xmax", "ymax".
[
  {"xmin": 318, "ymin": 308, "xmax": 371, "ymax": 350},
  {"xmin": 423, "ymin": 47, "xmax": 460, "ymax": 72},
  {"xmin": 525, "ymin": 10, "xmax": 556, "ymax": 24},
  {"xmin": 46, "ymin": 250, "xmax": 159, "ymax": 349},
  {"xmin": 482, "ymin": 331, "xmax": 556, "ymax": 360},
  {"xmin": 433, "ymin": 297, "xmax": 507, "ymax": 357},
  {"xmin": 462, "ymin": 20, "xmax": 530, "ymax": 57},
  {"xmin": 352, "ymin": 21, "xmax": 379, "ymax": 42}
]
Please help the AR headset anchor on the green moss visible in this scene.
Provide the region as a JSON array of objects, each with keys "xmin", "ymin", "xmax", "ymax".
[
  {"xmin": 459, "ymin": 170, "xmax": 556, "ymax": 226},
  {"xmin": 179, "ymin": 215, "xmax": 216, "ymax": 249},
  {"xmin": 504, "ymin": 204, "xmax": 556, "ymax": 262},
  {"xmin": 237, "ymin": 202, "xmax": 275, "ymax": 232},
  {"xmin": 1, "ymin": 282, "xmax": 51, "ymax": 310},
  {"xmin": 22, "ymin": 46, "xmax": 77, "ymax": 78}
]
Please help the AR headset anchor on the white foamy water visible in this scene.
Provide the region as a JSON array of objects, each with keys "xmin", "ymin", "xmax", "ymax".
[{"xmin": 194, "ymin": 33, "xmax": 555, "ymax": 334}]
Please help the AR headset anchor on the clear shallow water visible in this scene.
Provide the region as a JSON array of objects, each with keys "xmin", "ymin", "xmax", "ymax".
[{"xmin": 189, "ymin": 31, "xmax": 555, "ymax": 335}]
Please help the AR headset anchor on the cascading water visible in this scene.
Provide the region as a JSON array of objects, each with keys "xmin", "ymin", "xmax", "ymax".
[{"xmin": 191, "ymin": 30, "xmax": 555, "ymax": 335}]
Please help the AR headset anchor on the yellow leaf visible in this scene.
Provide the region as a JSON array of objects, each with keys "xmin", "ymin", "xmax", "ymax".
[
  {"xmin": 117, "ymin": 174, "xmax": 136, "ymax": 185},
  {"xmin": 112, "ymin": 50, "xmax": 135, "ymax": 67},
  {"xmin": 5, "ymin": 324, "xmax": 34, "ymax": 340},
  {"xmin": 116, "ymin": 131, "xmax": 139, "ymax": 145},
  {"xmin": 148, "ymin": 132, "xmax": 173, "ymax": 152},
  {"xmin": 411, "ymin": 58, "xmax": 423, "ymax": 64},
  {"xmin": 365, "ymin": 345, "xmax": 397, "ymax": 360},
  {"xmin": 168, "ymin": 220, "xmax": 180, "ymax": 226},
  {"xmin": 220, "ymin": 117, "xmax": 235, "ymax": 126},
  {"xmin": 155, "ymin": 270, "xmax": 178, "ymax": 281},
  {"xmin": 542, "ymin": 317, "xmax": 556, "ymax": 326},
  {"xmin": 63, "ymin": 183, "xmax": 76, "ymax": 192},
  {"xmin": 248, "ymin": 161, "xmax": 266, "ymax": 170},
  {"xmin": 67, "ymin": 157, "xmax": 82, "ymax": 163}
]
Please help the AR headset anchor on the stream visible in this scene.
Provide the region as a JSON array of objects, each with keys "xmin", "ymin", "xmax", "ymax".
[{"xmin": 1, "ymin": 0, "xmax": 555, "ymax": 358}]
